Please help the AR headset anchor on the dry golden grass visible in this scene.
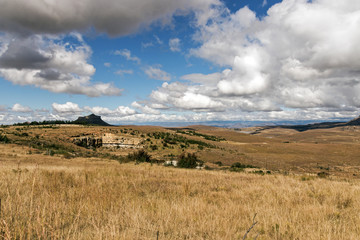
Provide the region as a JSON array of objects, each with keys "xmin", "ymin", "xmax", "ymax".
[
  {"xmin": 1, "ymin": 156, "xmax": 360, "ymax": 239},
  {"xmin": 1, "ymin": 124, "xmax": 360, "ymax": 239}
]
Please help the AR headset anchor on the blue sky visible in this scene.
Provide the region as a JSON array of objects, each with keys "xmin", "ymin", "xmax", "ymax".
[{"xmin": 0, "ymin": 0, "xmax": 360, "ymax": 124}]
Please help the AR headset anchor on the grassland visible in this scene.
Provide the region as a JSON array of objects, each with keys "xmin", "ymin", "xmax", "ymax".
[{"xmin": 1, "ymin": 124, "xmax": 360, "ymax": 239}]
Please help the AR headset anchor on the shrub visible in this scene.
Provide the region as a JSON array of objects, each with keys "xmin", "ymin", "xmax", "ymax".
[
  {"xmin": 253, "ymin": 170, "xmax": 265, "ymax": 175},
  {"xmin": 177, "ymin": 153, "xmax": 201, "ymax": 169},
  {"xmin": 126, "ymin": 149, "xmax": 151, "ymax": 163},
  {"xmin": 215, "ymin": 161, "xmax": 223, "ymax": 166},
  {"xmin": 49, "ymin": 150, "xmax": 55, "ymax": 156},
  {"xmin": 0, "ymin": 134, "xmax": 9, "ymax": 143},
  {"xmin": 231, "ymin": 162, "xmax": 258, "ymax": 169},
  {"xmin": 317, "ymin": 171, "xmax": 330, "ymax": 178}
]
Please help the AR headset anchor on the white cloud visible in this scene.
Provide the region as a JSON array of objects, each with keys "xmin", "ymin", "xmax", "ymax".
[
  {"xmin": 52, "ymin": 102, "xmax": 83, "ymax": 115},
  {"xmin": 217, "ymin": 48, "xmax": 269, "ymax": 96},
  {"xmin": 12, "ymin": 103, "xmax": 32, "ymax": 113},
  {"xmin": 142, "ymin": 42, "xmax": 154, "ymax": 48},
  {"xmin": 131, "ymin": 101, "xmax": 161, "ymax": 115},
  {"xmin": 0, "ymin": 34, "xmax": 122, "ymax": 97},
  {"xmin": 169, "ymin": 38, "xmax": 181, "ymax": 52},
  {"xmin": 104, "ymin": 62, "xmax": 111, "ymax": 67},
  {"xmin": 181, "ymin": 72, "xmax": 222, "ymax": 84},
  {"xmin": 145, "ymin": 66, "xmax": 171, "ymax": 81},
  {"xmin": 115, "ymin": 69, "xmax": 133, "ymax": 75},
  {"xmin": 149, "ymin": 0, "xmax": 360, "ymax": 117},
  {"xmin": 148, "ymin": 82, "xmax": 225, "ymax": 112},
  {"xmin": 173, "ymin": 92, "xmax": 224, "ymax": 110},
  {"xmin": 114, "ymin": 106, "xmax": 137, "ymax": 116},
  {"xmin": 154, "ymin": 35, "xmax": 164, "ymax": 45},
  {"xmin": 85, "ymin": 105, "xmax": 137, "ymax": 116},
  {"xmin": 114, "ymin": 49, "xmax": 140, "ymax": 64},
  {"xmin": 142, "ymin": 35, "xmax": 164, "ymax": 49}
]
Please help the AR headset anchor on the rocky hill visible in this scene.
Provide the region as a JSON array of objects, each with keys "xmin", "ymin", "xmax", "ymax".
[
  {"xmin": 73, "ymin": 114, "xmax": 111, "ymax": 126},
  {"xmin": 346, "ymin": 116, "xmax": 360, "ymax": 126}
]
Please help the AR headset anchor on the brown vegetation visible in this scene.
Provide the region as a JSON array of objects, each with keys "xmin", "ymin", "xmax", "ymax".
[
  {"xmin": 1, "ymin": 159, "xmax": 360, "ymax": 239},
  {"xmin": 1, "ymin": 124, "xmax": 360, "ymax": 239}
]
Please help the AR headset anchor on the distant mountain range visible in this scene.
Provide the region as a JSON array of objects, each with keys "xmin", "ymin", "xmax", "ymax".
[
  {"xmin": 11, "ymin": 114, "xmax": 360, "ymax": 130},
  {"xmin": 262, "ymin": 115, "xmax": 360, "ymax": 132},
  {"xmin": 108, "ymin": 115, "xmax": 360, "ymax": 131}
]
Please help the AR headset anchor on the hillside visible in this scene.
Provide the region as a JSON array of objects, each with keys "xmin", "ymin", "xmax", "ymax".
[
  {"xmin": 1, "ymin": 124, "xmax": 360, "ymax": 239},
  {"xmin": 239, "ymin": 115, "xmax": 360, "ymax": 132},
  {"xmin": 1, "ymin": 123, "xmax": 360, "ymax": 177}
]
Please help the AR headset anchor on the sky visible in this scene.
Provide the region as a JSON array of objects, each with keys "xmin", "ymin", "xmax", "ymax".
[{"xmin": 0, "ymin": 0, "xmax": 360, "ymax": 125}]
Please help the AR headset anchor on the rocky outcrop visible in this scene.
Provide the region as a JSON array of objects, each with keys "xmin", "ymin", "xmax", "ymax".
[
  {"xmin": 72, "ymin": 133, "xmax": 142, "ymax": 149},
  {"xmin": 73, "ymin": 135, "xmax": 102, "ymax": 148},
  {"xmin": 102, "ymin": 133, "xmax": 142, "ymax": 148},
  {"xmin": 73, "ymin": 114, "xmax": 111, "ymax": 126}
]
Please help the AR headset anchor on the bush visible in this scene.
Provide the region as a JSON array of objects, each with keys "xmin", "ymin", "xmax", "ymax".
[
  {"xmin": 253, "ymin": 170, "xmax": 265, "ymax": 175},
  {"xmin": 231, "ymin": 162, "xmax": 258, "ymax": 169},
  {"xmin": 317, "ymin": 171, "xmax": 330, "ymax": 178},
  {"xmin": 126, "ymin": 149, "xmax": 151, "ymax": 163},
  {"xmin": 177, "ymin": 153, "xmax": 202, "ymax": 169},
  {"xmin": 0, "ymin": 134, "xmax": 9, "ymax": 143},
  {"xmin": 215, "ymin": 161, "xmax": 223, "ymax": 166}
]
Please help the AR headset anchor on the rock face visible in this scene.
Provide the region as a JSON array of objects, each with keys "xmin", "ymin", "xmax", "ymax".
[
  {"xmin": 73, "ymin": 114, "xmax": 111, "ymax": 126},
  {"xmin": 72, "ymin": 133, "xmax": 142, "ymax": 149},
  {"xmin": 102, "ymin": 133, "xmax": 142, "ymax": 148},
  {"xmin": 73, "ymin": 135, "xmax": 103, "ymax": 148}
]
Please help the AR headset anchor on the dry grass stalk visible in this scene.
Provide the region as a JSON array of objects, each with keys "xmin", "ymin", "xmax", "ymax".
[
  {"xmin": 242, "ymin": 213, "xmax": 258, "ymax": 240},
  {"xmin": 0, "ymin": 160, "xmax": 359, "ymax": 239}
]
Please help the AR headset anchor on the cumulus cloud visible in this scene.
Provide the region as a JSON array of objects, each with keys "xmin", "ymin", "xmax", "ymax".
[
  {"xmin": 12, "ymin": 103, "xmax": 32, "ymax": 113},
  {"xmin": 131, "ymin": 101, "xmax": 161, "ymax": 115},
  {"xmin": 104, "ymin": 62, "xmax": 111, "ymax": 67},
  {"xmin": 169, "ymin": 38, "xmax": 181, "ymax": 52},
  {"xmin": 217, "ymin": 48, "xmax": 269, "ymax": 96},
  {"xmin": 0, "ymin": 0, "xmax": 221, "ymax": 99},
  {"xmin": 147, "ymin": 0, "xmax": 360, "ymax": 117},
  {"xmin": 181, "ymin": 72, "xmax": 222, "ymax": 84},
  {"xmin": 0, "ymin": 0, "xmax": 219, "ymax": 36},
  {"xmin": 0, "ymin": 34, "xmax": 122, "ymax": 97},
  {"xmin": 85, "ymin": 105, "xmax": 137, "ymax": 116},
  {"xmin": 114, "ymin": 49, "xmax": 141, "ymax": 64},
  {"xmin": 148, "ymin": 82, "xmax": 226, "ymax": 112},
  {"xmin": 52, "ymin": 102, "xmax": 83, "ymax": 115},
  {"xmin": 173, "ymin": 92, "xmax": 224, "ymax": 110},
  {"xmin": 145, "ymin": 66, "xmax": 171, "ymax": 81}
]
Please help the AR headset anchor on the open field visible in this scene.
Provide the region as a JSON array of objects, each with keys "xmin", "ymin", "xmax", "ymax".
[
  {"xmin": 1, "ymin": 154, "xmax": 360, "ymax": 239},
  {"xmin": 1, "ymin": 124, "xmax": 360, "ymax": 239}
]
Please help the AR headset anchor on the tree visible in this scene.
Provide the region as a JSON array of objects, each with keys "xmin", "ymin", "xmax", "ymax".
[
  {"xmin": 0, "ymin": 134, "xmax": 9, "ymax": 143},
  {"xmin": 177, "ymin": 153, "xmax": 201, "ymax": 168},
  {"xmin": 126, "ymin": 149, "xmax": 151, "ymax": 163}
]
